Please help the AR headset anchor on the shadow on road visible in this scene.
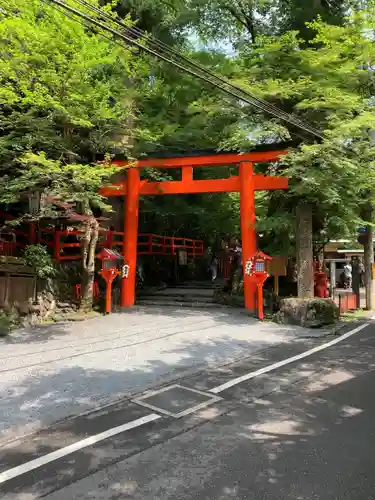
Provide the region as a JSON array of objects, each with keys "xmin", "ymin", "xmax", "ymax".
[{"xmin": 0, "ymin": 313, "xmax": 373, "ymax": 498}]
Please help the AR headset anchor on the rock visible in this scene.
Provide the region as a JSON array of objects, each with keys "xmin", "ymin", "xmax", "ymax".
[
  {"xmin": 275, "ymin": 297, "xmax": 339, "ymax": 328},
  {"xmin": 29, "ymin": 303, "xmax": 42, "ymax": 314},
  {"xmin": 17, "ymin": 302, "xmax": 30, "ymax": 316},
  {"xmin": 45, "ymin": 292, "xmax": 55, "ymax": 303},
  {"xmin": 57, "ymin": 302, "xmax": 71, "ymax": 310}
]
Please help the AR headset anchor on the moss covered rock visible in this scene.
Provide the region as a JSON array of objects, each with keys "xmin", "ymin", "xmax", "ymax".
[{"xmin": 275, "ymin": 297, "xmax": 339, "ymax": 328}]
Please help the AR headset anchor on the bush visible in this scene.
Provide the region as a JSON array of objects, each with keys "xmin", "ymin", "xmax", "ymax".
[
  {"xmin": 23, "ymin": 245, "xmax": 56, "ymax": 279},
  {"xmin": 0, "ymin": 310, "xmax": 20, "ymax": 337}
]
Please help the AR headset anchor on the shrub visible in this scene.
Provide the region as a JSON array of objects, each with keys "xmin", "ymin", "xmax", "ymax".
[
  {"xmin": 23, "ymin": 245, "xmax": 56, "ymax": 279},
  {"xmin": 0, "ymin": 310, "xmax": 20, "ymax": 337}
]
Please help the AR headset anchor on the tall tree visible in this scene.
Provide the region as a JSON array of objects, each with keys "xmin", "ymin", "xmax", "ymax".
[
  {"xmin": 0, "ymin": 0, "xmax": 154, "ymax": 308},
  {"xmin": 225, "ymin": 12, "xmax": 375, "ymax": 293},
  {"xmin": 182, "ymin": 0, "xmax": 351, "ymax": 47}
]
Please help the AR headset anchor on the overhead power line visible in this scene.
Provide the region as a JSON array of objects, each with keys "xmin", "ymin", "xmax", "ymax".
[
  {"xmin": 44, "ymin": 0, "xmax": 325, "ymax": 140},
  {"xmin": 73, "ymin": 0, "xmax": 323, "ymax": 140}
]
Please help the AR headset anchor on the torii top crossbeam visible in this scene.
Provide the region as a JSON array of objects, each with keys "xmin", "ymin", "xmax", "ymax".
[
  {"xmin": 99, "ymin": 148, "xmax": 289, "ymax": 312},
  {"xmin": 100, "ymin": 150, "xmax": 288, "ymax": 197}
]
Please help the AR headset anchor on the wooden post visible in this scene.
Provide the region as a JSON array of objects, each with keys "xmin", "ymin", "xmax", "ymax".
[
  {"xmin": 239, "ymin": 162, "xmax": 257, "ymax": 312},
  {"xmin": 99, "ymin": 269, "xmax": 119, "ymax": 314},
  {"xmin": 352, "ymin": 257, "xmax": 361, "ymax": 309},
  {"xmin": 257, "ymin": 284, "xmax": 264, "ymax": 320},
  {"xmin": 274, "ymin": 275, "xmax": 279, "ymax": 296},
  {"xmin": 296, "ymin": 203, "xmax": 314, "ymax": 298},
  {"xmin": 54, "ymin": 230, "xmax": 61, "ymax": 261},
  {"xmin": 182, "ymin": 166, "xmax": 193, "ymax": 182},
  {"xmin": 29, "ymin": 223, "xmax": 36, "ymax": 245},
  {"xmin": 106, "ymin": 280, "xmax": 113, "ymax": 314},
  {"xmin": 121, "ymin": 168, "xmax": 140, "ymax": 307},
  {"xmin": 364, "ymin": 223, "xmax": 375, "ymax": 310},
  {"xmin": 107, "ymin": 229, "xmax": 113, "ymax": 249}
]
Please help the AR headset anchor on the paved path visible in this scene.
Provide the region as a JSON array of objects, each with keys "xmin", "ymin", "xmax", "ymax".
[
  {"xmin": 0, "ymin": 307, "xmax": 319, "ymax": 444},
  {"xmin": 0, "ymin": 318, "xmax": 372, "ymax": 499}
]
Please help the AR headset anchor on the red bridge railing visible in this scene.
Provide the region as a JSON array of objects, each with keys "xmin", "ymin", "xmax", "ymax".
[
  {"xmin": 0, "ymin": 215, "xmax": 204, "ymax": 262},
  {"xmin": 137, "ymin": 234, "xmax": 204, "ymax": 257}
]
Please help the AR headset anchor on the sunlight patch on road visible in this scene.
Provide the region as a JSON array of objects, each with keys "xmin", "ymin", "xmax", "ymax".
[
  {"xmin": 251, "ymin": 419, "xmax": 301, "ymax": 436},
  {"xmin": 305, "ymin": 369, "xmax": 354, "ymax": 393},
  {"xmin": 340, "ymin": 405, "xmax": 363, "ymax": 417},
  {"xmin": 217, "ymin": 486, "xmax": 239, "ymax": 498}
]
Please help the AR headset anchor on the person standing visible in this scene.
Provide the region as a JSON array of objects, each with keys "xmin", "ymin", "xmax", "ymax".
[
  {"xmin": 359, "ymin": 259, "xmax": 365, "ymax": 288},
  {"xmin": 343, "ymin": 261, "xmax": 352, "ymax": 289},
  {"xmin": 210, "ymin": 253, "xmax": 218, "ymax": 284}
]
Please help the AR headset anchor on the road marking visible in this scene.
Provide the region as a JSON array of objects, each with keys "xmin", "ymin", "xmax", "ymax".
[
  {"xmin": 210, "ymin": 322, "xmax": 371, "ymax": 394},
  {"xmin": 132, "ymin": 384, "xmax": 222, "ymax": 418},
  {"xmin": 0, "ymin": 320, "xmax": 371, "ymax": 486},
  {"xmin": 0, "ymin": 413, "xmax": 160, "ymax": 485}
]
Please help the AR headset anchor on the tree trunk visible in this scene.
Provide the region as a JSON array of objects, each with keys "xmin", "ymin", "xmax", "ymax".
[
  {"xmin": 296, "ymin": 203, "xmax": 314, "ymax": 298},
  {"xmin": 80, "ymin": 218, "xmax": 99, "ymax": 312},
  {"xmin": 364, "ymin": 222, "xmax": 375, "ymax": 310}
]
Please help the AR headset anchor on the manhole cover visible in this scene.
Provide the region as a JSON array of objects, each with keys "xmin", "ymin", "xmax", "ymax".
[{"xmin": 132, "ymin": 384, "xmax": 222, "ymax": 418}]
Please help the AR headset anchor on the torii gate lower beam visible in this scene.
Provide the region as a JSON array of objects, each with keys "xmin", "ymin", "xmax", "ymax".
[{"xmin": 99, "ymin": 151, "xmax": 288, "ymax": 313}]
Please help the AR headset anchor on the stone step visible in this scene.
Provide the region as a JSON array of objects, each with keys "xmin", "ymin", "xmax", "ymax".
[
  {"xmin": 139, "ymin": 289, "xmax": 215, "ymax": 298},
  {"xmin": 170, "ymin": 282, "xmax": 223, "ymax": 290},
  {"xmin": 136, "ymin": 299, "xmax": 225, "ymax": 309},
  {"xmin": 138, "ymin": 294, "xmax": 215, "ymax": 304}
]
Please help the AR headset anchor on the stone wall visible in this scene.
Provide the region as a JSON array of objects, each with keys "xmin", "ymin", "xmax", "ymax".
[{"xmin": 0, "ymin": 260, "xmax": 80, "ymax": 326}]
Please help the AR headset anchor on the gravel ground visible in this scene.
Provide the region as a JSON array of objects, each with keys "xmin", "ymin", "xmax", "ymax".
[{"xmin": 0, "ymin": 307, "xmax": 329, "ymax": 443}]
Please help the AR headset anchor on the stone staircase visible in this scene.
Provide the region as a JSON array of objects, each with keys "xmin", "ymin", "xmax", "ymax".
[{"xmin": 136, "ymin": 281, "xmax": 224, "ymax": 308}]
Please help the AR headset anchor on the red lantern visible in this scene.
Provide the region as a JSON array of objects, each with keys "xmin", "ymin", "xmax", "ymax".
[
  {"xmin": 246, "ymin": 251, "xmax": 272, "ymax": 320},
  {"xmin": 96, "ymin": 249, "xmax": 122, "ymax": 314}
]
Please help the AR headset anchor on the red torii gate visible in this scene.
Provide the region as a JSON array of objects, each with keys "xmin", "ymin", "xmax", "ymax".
[{"xmin": 100, "ymin": 150, "xmax": 288, "ymax": 313}]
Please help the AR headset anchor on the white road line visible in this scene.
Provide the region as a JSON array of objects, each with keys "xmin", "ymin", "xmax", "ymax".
[
  {"xmin": 0, "ymin": 320, "xmax": 371, "ymax": 486},
  {"xmin": 0, "ymin": 413, "xmax": 160, "ymax": 485},
  {"xmin": 210, "ymin": 321, "xmax": 372, "ymax": 394}
]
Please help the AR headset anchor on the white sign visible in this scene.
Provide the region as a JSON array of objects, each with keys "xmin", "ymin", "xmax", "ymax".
[
  {"xmin": 122, "ymin": 264, "xmax": 130, "ymax": 278},
  {"xmin": 245, "ymin": 260, "xmax": 253, "ymax": 276}
]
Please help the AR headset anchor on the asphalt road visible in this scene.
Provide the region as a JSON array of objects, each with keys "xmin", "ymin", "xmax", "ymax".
[{"xmin": 1, "ymin": 319, "xmax": 375, "ymax": 500}]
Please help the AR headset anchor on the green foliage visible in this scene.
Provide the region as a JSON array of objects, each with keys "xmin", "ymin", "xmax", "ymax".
[
  {"xmin": 0, "ymin": 0, "xmax": 159, "ymax": 243},
  {"xmin": 23, "ymin": 244, "xmax": 56, "ymax": 279},
  {"xmin": 3, "ymin": 0, "xmax": 375, "ymax": 261},
  {"xmin": 0, "ymin": 0, "xmax": 153, "ymax": 201},
  {"xmin": 182, "ymin": 0, "xmax": 354, "ymax": 46},
  {"xmin": 0, "ymin": 310, "xmax": 21, "ymax": 336},
  {"xmin": 0, "ymin": 0, "xmax": 143, "ymax": 165},
  {"xmin": 1, "ymin": 152, "xmax": 117, "ymax": 215},
  {"xmin": 207, "ymin": 10, "xmax": 375, "ymax": 249}
]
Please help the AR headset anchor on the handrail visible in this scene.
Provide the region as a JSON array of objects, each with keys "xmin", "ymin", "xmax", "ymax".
[{"xmin": 0, "ymin": 214, "xmax": 204, "ymax": 261}]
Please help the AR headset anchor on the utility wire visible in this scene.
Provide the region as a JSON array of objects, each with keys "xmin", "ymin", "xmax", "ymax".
[
  {"xmin": 74, "ymin": 0, "xmax": 325, "ymax": 139},
  {"xmin": 45, "ymin": 0, "xmax": 310, "ymax": 141},
  {"xmin": 55, "ymin": 0, "xmax": 326, "ymax": 140},
  {"xmin": 44, "ymin": 0, "xmax": 325, "ymax": 140},
  {"xmin": 72, "ymin": 0, "xmax": 322, "ymax": 138}
]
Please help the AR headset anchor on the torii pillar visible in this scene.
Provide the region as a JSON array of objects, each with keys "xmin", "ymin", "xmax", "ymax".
[
  {"xmin": 121, "ymin": 168, "xmax": 140, "ymax": 307},
  {"xmin": 239, "ymin": 162, "xmax": 257, "ymax": 311}
]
